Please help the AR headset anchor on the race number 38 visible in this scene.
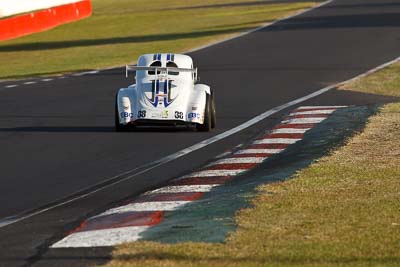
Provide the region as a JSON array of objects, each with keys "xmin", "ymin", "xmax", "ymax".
[
  {"xmin": 138, "ymin": 110, "xmax": 146, "ymax": 118},
  {"xmin": 174, "ymin": 111, "xmax": 183, "ymax": 119}
]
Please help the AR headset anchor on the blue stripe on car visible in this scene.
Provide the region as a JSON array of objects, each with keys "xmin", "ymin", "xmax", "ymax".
[
  {"xmin": 153, "ymin": 79, "xmax": 160, "ymax": 107},
  {"xmin": 163, "ymin": 80, "xmax": 168, "ymax": 107},
  {"xmin": 164, "ymin": 80, "xmax": 175, "ymax": 107}
]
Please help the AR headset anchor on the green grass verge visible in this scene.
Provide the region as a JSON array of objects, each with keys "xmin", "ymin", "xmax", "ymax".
[
  {"xmin": 103, "ymin": 66, "xmax": 400, "ymax": 266},
  {"xmin": 0, "ymin": 0, "xmax": 315, "ymax": 80},
  {"xmin": 340, "ymin": 62, "xmax": 400, "ymax": 97}
]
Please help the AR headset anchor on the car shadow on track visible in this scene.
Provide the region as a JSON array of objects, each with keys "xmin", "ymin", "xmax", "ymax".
[{"xmin": 0, "ymin": 126, "xmax": 198, "ymax": 133}]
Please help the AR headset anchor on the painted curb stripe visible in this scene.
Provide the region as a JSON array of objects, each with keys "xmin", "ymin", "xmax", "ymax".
[
  {"xmin": 99, "ymin": 201, "xmax": 191, "ymax": 216},
  {"xmin": 248, "ymin": 144, "xmax": 289, "ymax": 149},
  {"xmin": 148, "ymin": 184, "xmax": 220, "ymax": 193},
  {"xmin": 136, "ymin": 192, "xmax": 204, "ymax": 202},
  {"xmin": 290, "ymin": 110, "xmax": 336, "ymax": 115},
  {"xmin": 205, "ymin": 163, "xmax": 257, "ymax": 170},
  {"xmin": 231, "ymin": 153, "xmax": 272, "ymax": 158},
  {"xmin": 287, "ymin": 114, "xmax": 329, "ymax": 119},
  {"xmin": 281, "ymin": 117, "xmax": 326, "ymax": 124},
  {"xmin": 271, "ymin": 128, "xmax": 310, "ymax": 134},
  {"xmin": 235, "ymin": 148, "xmax": 283, "ymax": 154},
  {"xmin": 210, "ymin": 157, "xmax": 267, "ymax": 165},
  {"xmin": 169, "ymin": 176, "xmax": 231, "ymax": 186},
  {"xmin": 261, "ymin": 133, "xmax": 304, "ymax": 139},
  {"xmin": 77, "ymin": 211, "xmax": 163, "ymax": 232},
  {"xmin": 253, "ymin": 138, "xmax": 301, "ymax": 144},
  {"xmin": 52, "ymin": 226, "xmax": 151, "ymax": 248},
  {"xmin": 183, "ymin": 169, "xmax": 246, "ymax": 177},
  {"xmin": 274, "ymin": 123, "xmax": 316, "ymax": 129}
]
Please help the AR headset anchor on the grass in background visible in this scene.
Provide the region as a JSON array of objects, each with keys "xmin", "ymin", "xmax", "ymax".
[
  {"xmin": 0, "ymin": 0, "xmax": 315, "ymax": 80},
  {"xmin": 103, "ymin": 65, "xmax": 400, "ymax": 266},
  {"xmin": 340, "ymin": 62, "xmax": 400, "ymax": 97}
]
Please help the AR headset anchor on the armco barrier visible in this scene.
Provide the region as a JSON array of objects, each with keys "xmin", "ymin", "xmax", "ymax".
[{"xmin": 0, "ymin": 0, "xmax": 92, "ymax": 41}]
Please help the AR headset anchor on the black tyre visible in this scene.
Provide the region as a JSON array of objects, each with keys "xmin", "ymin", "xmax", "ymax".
[
  {"xmin": 210, "ymin": 91, "xmax": 216, "ymax": 129},
  {"xmin": 197, "ymin": 93, "xmax": 211, "ymax": 132}
]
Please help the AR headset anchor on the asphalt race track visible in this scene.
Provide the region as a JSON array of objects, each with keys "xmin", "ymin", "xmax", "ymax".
[{"xmin": 0, "ymin": 0, "xmax": 399, "ymax": 266}]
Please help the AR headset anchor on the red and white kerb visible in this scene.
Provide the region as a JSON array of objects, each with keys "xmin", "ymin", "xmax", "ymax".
[{"xmin": 52, "ymin": 106, "xmax": 346, "ymax": 248}]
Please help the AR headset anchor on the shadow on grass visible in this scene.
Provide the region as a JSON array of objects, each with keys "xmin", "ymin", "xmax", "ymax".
[
  {"xmin": 0, "ymin": 27, "xmax": 255, "ymax": 52},
  {"xmin": 170, "ymin": 0, "xmax": 317, "ymax": 10}
]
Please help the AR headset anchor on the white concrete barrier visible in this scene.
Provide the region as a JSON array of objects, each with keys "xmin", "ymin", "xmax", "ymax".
[{"xmin": 0, "ymin": 0, "xmax": 82, "ymax": 18}]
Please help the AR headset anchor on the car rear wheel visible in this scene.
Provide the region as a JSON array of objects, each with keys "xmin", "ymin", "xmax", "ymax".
[
  {"xmin": 210, "ymin": 91, "xmax": 216, "ymax": 129},
  {"xmin": 115, "ymin": 99, "xmax": 128, "ymax": 132},
  {"xmin": 197, "ymin": 93, "xmax": 212, "ymax": 132}
]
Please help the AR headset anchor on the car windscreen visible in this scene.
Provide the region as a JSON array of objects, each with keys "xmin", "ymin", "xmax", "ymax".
[
  {"xmin": 148, "ymin": 61, "xmax": 161, "ymax": 75},
  {"xmin": 166, "ymin": 62, "xmax": 179, "ymax": 75}
]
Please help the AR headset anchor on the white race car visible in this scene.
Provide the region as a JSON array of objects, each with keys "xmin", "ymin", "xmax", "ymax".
[{"xmin": 115, "ymin": 53, "xmax": 216, "ymax": 131}]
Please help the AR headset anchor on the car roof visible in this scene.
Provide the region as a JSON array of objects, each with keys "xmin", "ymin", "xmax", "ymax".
[{"xmin": 137, "ymin": 53, "xmax": 193, "ymax": 69}]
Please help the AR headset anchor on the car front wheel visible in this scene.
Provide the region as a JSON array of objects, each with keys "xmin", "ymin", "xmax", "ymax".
[{"xmin": 197, "ymin": 93, "xmax": 212, "ymax": 132}]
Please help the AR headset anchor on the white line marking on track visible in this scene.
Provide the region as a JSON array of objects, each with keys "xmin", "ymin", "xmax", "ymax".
[
  {"xmin": 148, "ymin": 184, "xmax": 220, "ymax": 193},
  {"xmin": 272, "ymin": 128, "xmax": 311, "ymax": 134},
  {"xmin": 87, "ymin": 70, "xmax": 99, "ymax": 74},
  {"xmin": 253, "ymin": 138, "xmax": 301, "ymax": 144},
  {"xmin": 99, "ymin": 201, "xmax": 190, "ymax": 216},
  {"xmin": 3, "ymin": 4, "xmax": 400, "ymax": 229},
  {"xmin": 289, "ymin": 109, "xmax": 336, "ymax": 115},
  {"xmin": 52, "ymin": 226, "xmax": 150, "ymax": 248},
  {"xmin": 5, "ymin": 84, "xmax": 18, "ymax": 88},
  {"xmin": 41, "ymin": 78, "xmax": 53, "ymax": 82},
  {"xmin": 282, "ymin": 117, "xmax": 327, "ymax": 124},
  {"xmin": 73, "ymin": 70, "xmax": 99, "ymax": 76},
  {"xmin": 235, "ymin": 149, "xmax": 284, "ymax": 154},
  {"xmin": 23, "ymin": 81, "xmax": 36, "ymax": 85}
]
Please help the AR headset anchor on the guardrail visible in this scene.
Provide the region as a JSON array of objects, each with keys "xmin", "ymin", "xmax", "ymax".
[{"xmin": 0, "ymin": 0, "xmax": 92, "ymax": 41}]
